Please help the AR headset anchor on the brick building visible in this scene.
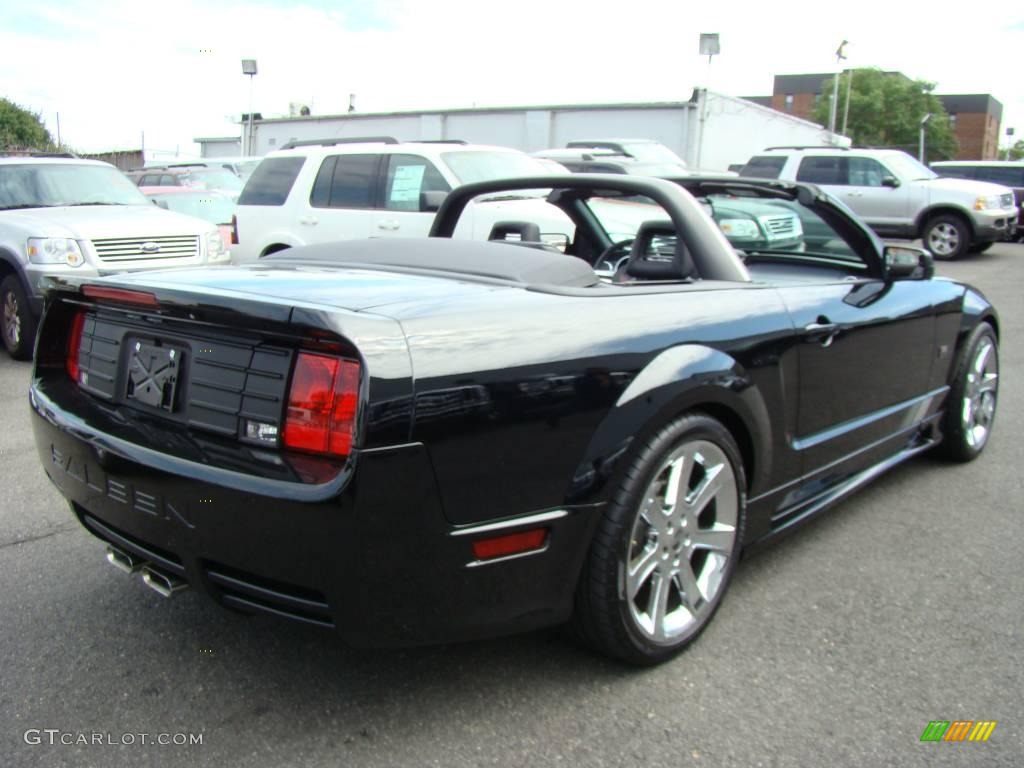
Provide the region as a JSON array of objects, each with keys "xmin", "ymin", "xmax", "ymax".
[{"xmin": 745, "ymin": 73, "xmax": 1003, "ymax": 160}]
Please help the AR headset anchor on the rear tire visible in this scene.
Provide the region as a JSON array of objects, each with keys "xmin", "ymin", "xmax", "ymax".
[
  {"xmin": 937, "ymin": 322, "xmax": 998, "ymax": 462},
  {"xmin": 968, "ymin": 241, "xmax": 994, "ymax": 254},
  {"xmin": 923, "ymin": 214, "xmax": 969, "ymax": 260},
  {"xmin": 573, "ymin": 413, "xmax": 746, "ymax": 665},
  {"xmin": 1, "ymin": 275, "xmax": 37, "ymax": 360}
]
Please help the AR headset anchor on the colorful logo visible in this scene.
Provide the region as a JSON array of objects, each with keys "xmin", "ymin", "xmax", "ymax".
[{"xmin": 920, "ymin": 721, "xmax": 997, "ymax": 742}]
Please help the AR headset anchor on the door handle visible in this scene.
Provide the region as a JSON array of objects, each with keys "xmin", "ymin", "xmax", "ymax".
[
  {"xmin": 845, "ymin": 191, "xmax": 863, "ymax": 198},
  {"xmin": 804, "ymin": 318, "xmax": 840, "ymax": 347},
  {"xmin": 298, "ymin": 216, "xmax": 318, "ymax": 226},
  {"xmin": 377, "ymin": 220, "xmax": 400, "ymax": 231}
]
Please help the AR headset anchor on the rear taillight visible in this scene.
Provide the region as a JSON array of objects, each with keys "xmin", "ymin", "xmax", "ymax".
[
  {"xmin": 230, "ymin": 214, "xmax": 238, "ymax": 245},
  {"xmin": 283, "ymin": 352, "xmax": 360, "ymax": 458},
  {"xmin": 66, "ymin": 310, "xmax": 86, "ymax": 382},
  {"xmin": 82, "ymin": 285, "xmax": 159, "ymax": 307}
]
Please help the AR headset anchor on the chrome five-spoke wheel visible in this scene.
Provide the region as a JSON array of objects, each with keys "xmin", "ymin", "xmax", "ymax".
[
  {"xmin": 625, "ymin": 440, "xmax": 738, "ymax": 644},
  {"xmin": 962, "ymin": 335, "xmax": 997, "ymax": 450},
  {"xmin": 574, "ymin": 413, "xmax": 746, "ymax": 665}
]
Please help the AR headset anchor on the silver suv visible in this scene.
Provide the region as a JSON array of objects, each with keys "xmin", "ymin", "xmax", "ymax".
[
  {"xmin": 0, "ymin": 157, "xmax": 230, "ymax": 358},
  {"xmin": 739, "ymin": 147, "xmax": 1018, "ymax": 259}
]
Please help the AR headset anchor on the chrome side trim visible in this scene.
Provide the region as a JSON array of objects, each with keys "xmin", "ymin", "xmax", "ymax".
[
  {"xmin": 465, "ymin": 544, "xmax": 551, "ymax": 569},
  {"xmin": 449, "ymin": 508, "xmax": 569, "ymax": 537}
]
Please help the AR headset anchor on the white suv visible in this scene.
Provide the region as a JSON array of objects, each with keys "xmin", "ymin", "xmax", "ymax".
[
  {"xmin": 231, "ymin": 138, "xmax": 574, "ymax": 262},
  {"xmin": 739, "ymin": 147, "xmax": 1018, "ymax": 259},
  {"xmin": 0, "ymin": 157, "xmax": 230, "ymax": 359}
]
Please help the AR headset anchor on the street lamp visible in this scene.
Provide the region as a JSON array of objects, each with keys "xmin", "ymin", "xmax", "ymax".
[
  {"xmin": 829, "ymin": 40, "xmax": 848, "ymax": 134},
  {"xmin": 696, "ymin": 33, "xmax": 720, "ymax": 169},
  {"xmin": 242, "ymin": 59, "xmax": 257, "ymax": 156},
  {"xmin": 919, "ymin": 113, "xmax": 933, "ymax": 163}
]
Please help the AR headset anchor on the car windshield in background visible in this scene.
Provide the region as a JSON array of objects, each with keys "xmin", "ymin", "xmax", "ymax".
[
  {"xmin": 146, "ymin": 191, "xmax": 236, "ymax": 225},
  {"xmin": 235, "ymin": 160, "xmax": 261, "ymax": 181},
  {"xmin": 0, "ymin": 163, "xmax": 149, "ymax": 209},
  {"xmin": 621, "ymin": 143, "xmax": 686, "ymax": 166},
  {"xmin": 587, "ymin": 191, "xmax": 858, "ymax": 263},
  {"xmin": 442, "ymin": 151, "xmax": 552, "ymax": 184},
  {"xmin": 185, "ymin": 169, "xmax": 243, "ymax": 191},
  {"xmin": 884, "ymin": 154, "xmax": 938, "ymax": 181}
]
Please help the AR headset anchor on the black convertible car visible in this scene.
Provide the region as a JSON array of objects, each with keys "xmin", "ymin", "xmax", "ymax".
[{"xmin": 30, "ymin": 175, "xmax": 999, "ymax": 665}]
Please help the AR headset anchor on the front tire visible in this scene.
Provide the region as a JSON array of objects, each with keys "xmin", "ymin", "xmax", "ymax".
[
  {"xmin": 1, "ymin": 275, "xmax": 37, "ymax": 360},
  {"xmin": 968, "ymin": 241, "xmax": 993, "ymax": 254},
  {"xmin": 923, "ymin": 214, "xmax": 969, "ymax": 260},
  {"xmin": 937, "ymin": 322, "xmax": 999, "ymax": 462},
  {"xmin": 573, "ymin": 413, "xmax": 746, "ymax": 665}
]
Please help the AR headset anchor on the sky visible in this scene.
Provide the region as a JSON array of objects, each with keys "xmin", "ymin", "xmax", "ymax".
[{"xmin": 2, "ymin": 0, "xmax": 1022, "ymax": 156}]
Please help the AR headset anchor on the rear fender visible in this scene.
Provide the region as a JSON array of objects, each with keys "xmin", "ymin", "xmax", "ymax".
[{"xmin": 568, "ymin": 344, "xmax": 772, "ymax": 503}]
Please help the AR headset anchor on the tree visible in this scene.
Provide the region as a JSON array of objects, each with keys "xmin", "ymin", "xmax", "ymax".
[
  {"xmin": 0, "ymin": 98, "xmax": 55, "ymax": 150},
  {"xmin": 1007, "ymin": 140, "xmax": 1024, "ymax": 161},
  {"xmin": 811, "ymin": 69, "xmax": 958, "ymax": 162}
]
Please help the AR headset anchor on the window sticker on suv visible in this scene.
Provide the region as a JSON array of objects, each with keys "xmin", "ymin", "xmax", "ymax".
[{"xmin": 389, "ymin": 165, "xmax": 426, "ymax": 204}]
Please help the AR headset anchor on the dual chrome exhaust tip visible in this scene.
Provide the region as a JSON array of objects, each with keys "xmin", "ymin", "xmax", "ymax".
[{"xmin": 105, "ymin": 545, "xmax": 188, "ymax": 598}]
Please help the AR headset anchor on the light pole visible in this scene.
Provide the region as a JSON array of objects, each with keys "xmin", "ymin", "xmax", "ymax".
[
  {"xmin": 829, "ymin": 40, "xmax": 848, "ymax": 134},
  {"xmin": 242, "ymin": 59, "xmax": 258, "ymax": 156},
  {"xmin": 696, "ymin": 33, "xmax": 720, "ymax": 169},
  {"xmin": 919, "ymin": 113, "xmax": 933, "ymax": 163}
]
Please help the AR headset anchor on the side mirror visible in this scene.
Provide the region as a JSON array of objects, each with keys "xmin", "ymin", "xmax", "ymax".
[
  {"xmin": 883, "ymin": 244, "xmax": 933, "ymax": 280},
  {"xmin": 881, "ymin": 175, "xmax": 900, "ymax": 189},
  {"xmin": 420, "ymin": 191, "xmax": 448, "ymax": 213}
]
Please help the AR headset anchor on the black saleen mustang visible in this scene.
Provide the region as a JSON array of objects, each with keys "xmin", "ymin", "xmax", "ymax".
[{"xmin": 30, "ymin": 175, "xmax": 999, "ymax": 665}]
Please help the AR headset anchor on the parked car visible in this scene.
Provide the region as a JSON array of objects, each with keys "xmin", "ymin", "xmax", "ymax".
[
  {"xmin": 739, "ymin": 146, "xmax": 1018, "ymax": 259},
  {"xmin": 140, "ymin": 187, "xmax": 235, "ymax": 250},
  {"xmin": 230, "ymin": 137, "xmax": 576, "ymax": 263},
  {"xmin": 534, "ymin": 147, "xmax": 691, "ymax": 178},
  {"xmin": 931, "ymin": 160, "xmax": 1024, "ymax": 238},
  {"xmin": 32, "ymin": 173, "xmax": 998, "ymax": 665},
  {"xmin": 205, "ymin": 156, "xmax": 262, "ymax": 182},
  {"xmin": 127, "ymin": 165, "xmax": 243, "ymax": 198},
  {"xmin": 0, "ymin": 157, "xmax": 230, "ymax": 358}
]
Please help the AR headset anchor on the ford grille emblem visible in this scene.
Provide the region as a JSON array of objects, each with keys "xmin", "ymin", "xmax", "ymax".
[{"xmin": 140, "ymin": 242, "xmax": 161, "ymax": 254}]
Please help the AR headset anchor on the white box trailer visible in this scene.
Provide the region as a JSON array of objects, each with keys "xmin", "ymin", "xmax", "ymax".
[{"xmin": 236, "ymin": 89, "xmax": 840, "ymax": 173}]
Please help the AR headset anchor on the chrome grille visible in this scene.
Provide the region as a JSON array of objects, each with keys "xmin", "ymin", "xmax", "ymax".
[
  {"xmin": 1001, "ymin": 193, "xmax": 1014, "ymax": 208},
  {"xmin": 92, "ymin": 235, "xmax": 199, "ymax": 263},
  {"xmin": 761, "ymin": 214, "xmax": 798, "ymax": 238}
]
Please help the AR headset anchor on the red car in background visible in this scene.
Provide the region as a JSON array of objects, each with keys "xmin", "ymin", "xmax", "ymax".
[{"xmin": 140, "ymin": 187, "xmax": 234, "ymax": 250}]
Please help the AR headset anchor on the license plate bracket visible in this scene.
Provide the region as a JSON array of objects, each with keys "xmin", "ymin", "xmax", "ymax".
[{"xmin": 126, "ymin": 341, "xmax": 182, "ymax": 411}]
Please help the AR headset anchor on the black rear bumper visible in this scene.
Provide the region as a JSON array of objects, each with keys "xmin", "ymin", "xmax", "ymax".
[{"xmin": 32, "ymin": 383, "xmax": 599, "ymax": 647}]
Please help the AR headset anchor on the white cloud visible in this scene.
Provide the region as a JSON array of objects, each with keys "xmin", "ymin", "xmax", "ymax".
[{"xmin": 1, "ymin": 0, "xmax": 1021, "ymax": 154}]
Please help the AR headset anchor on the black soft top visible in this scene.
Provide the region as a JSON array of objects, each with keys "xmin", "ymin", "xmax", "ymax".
[{"xmin": 263, "ymin": 238, "xmax": 599, "ymax": 288}]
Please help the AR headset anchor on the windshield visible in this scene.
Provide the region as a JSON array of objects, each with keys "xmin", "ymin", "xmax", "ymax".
[
  {"xmin": 621, "ymin": 143, "xmax": 687, "ymax": 166},
  {"xmin": 183, "ymin": 169, "xmax": 243, "ymax": 191},
  {"xmin": 146, "ymin": 191, "xmax": 236, "ymax": 224},
  {"xmin": 883, "ymin": 153, "xmax": 938, "ymax": 181},
  {"xmin": 0, "ymin": 163, "xmax": 149, "ymax": 209},
  {"xmin": 442, "ymin": 151, "xmax": 552, "ymax": 184}
]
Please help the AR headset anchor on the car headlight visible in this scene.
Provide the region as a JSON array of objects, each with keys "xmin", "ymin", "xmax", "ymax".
[
  {"xmin": 205, "ymin": 230, "xmax": 225, "ymax": 260},
  {"xmin": 974, "ymin": 195, "xmax": 1003, "ymax": 211},
  {"xmin": 27, "ymin": 238, "xmax": 85, "ymax": 267},
  {"xmin": 717, "ymin": 218, "xmax": 760, "ymax": 239}
]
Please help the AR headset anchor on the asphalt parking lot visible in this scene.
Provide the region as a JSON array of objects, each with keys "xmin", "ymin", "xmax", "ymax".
[{"xmin": 2, "ymin": 243, "xmax": 1022, "ymax": 768}]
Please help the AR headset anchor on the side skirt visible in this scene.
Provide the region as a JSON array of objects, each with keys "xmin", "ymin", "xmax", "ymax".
[{"xmin": 749, "ymin": 429, "xmax": 939, "ymax": 548}]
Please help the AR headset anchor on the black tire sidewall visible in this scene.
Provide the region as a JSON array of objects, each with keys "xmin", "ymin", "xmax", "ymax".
[
  {"xmin": 579, "ymin": 413, "xmax": 747, "ymax": 665},
  {"xmin": 0, "ymin": 275, "xmax": 36, "ymax": 360}
]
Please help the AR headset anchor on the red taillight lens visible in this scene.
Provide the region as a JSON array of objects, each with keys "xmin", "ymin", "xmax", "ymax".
[
  {"xmin": 283, "ymin": 352, "xmax": 360, "ymax": 457},
  {"xmin": 471, "ymin": 529, "xmax": 548, "ymax": 561},
  {"xmin": 66, "ymin": 310, "xmax": 86, "ymax": 382},
  {"xmin": 230, "ymin": 214, "xmax": 238, "ymax": 245},
  {"xmin": 82, "ymin": 285, "xmax": 159, "ymax": 307}
]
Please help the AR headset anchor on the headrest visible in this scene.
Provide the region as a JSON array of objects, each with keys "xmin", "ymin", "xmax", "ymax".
[
  {"xmin": 622, "ymin": 220, "xmax": 695, "ymax": 281},
  {"xmin": 488, "ymin": 221, "xmax": 542, "ymax": 242}
]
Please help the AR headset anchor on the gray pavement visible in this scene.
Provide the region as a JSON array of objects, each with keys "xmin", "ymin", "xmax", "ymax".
[{"xmin": 2, "ymin": 243, "xmax": 1022, "ymax": 767}]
